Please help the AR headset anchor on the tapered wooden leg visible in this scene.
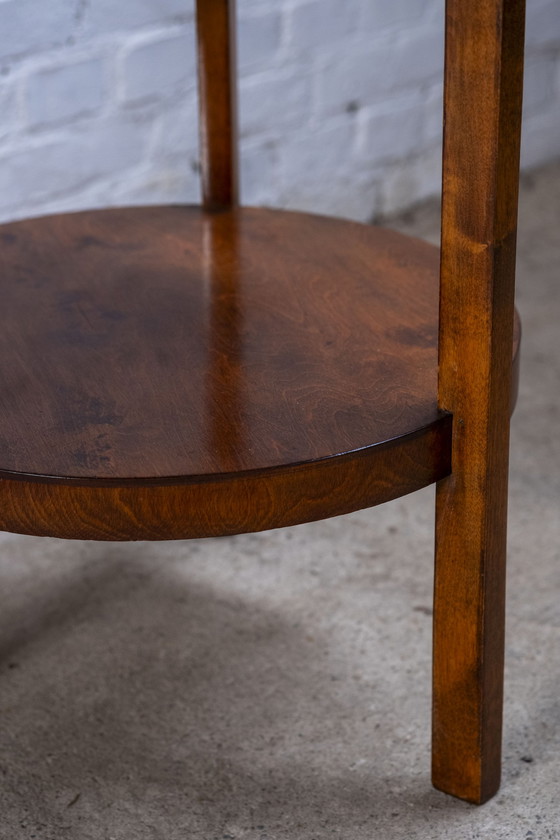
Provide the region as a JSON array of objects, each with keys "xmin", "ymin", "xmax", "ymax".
[{"xmin": 433, "ymin": 0, "xmax": 526, "ymax": 804}]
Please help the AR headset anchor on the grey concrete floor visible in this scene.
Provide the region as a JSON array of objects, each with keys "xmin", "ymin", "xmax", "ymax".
[{"xmin": 0, "ymin": 160, "xmax": 559, "ymax": 839}]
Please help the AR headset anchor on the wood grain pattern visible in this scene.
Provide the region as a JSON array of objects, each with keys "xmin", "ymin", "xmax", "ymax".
[
  {"xmin": 0, "ymin": 205, "xmax": 452, "ymax": 538},
  {"xmin": 0, "ymin": 422, "xmax": 451, "ymax": 540},
  {"xmin": 433, "ymin": 0, "xmax": 526, "ymax": 804},
  {"xmin": 0, "ymin": 0, "xmax": 526, "ymax": 803},
  {"xmin": 196, "ymin": 0, "xmax": 238, "ymax": 209}
]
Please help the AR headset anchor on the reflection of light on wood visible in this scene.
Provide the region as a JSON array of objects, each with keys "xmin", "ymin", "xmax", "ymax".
[
  {"xmin": 203, "ymin": 211, "xmax": 244, "ymax": 473},
  {"xmin": 197, "ymin": 0, "xmax": 242, "ymax": 472}
]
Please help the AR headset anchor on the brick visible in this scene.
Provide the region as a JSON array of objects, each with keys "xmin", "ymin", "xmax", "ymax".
[
  {"xmin": 286, "ymin": 0, "xmax": 362, "ymax": 53},
  {"xmin": 315, "ymin": 46, "xmax": 394, "ymax": 117},
  {"xmin": 358, "ymin": 95, "xmax": 427, "ymax": 165},
  {"xmin": 278, "ymin": 120, "xmax": 356, "ymax": 183},
  {"xmin": 361, "ymin": 0, "xmax": 433, "ymax": 31},
  {"xmin": 280, "ymin": 166, "xmax": 381, "ymax": 222},
  {"xmin": 388, "ymin": 24, "xmax": 444, "ymax": 90},
  {"xmin": 239, "ymin": 71, "xmax": 313, "ymax": 137},
  {"xmin": 122, "ymin": 32, "xmax": 195, "ymax": 105},
  {"xmin": 379, "ymin": 146, "xmax": 442, "ymax": 216},
  {"xmin": 156, "ymin": 97, "xmax": 198, "ymax": 157},
  {"xmin": 25, "ymin": 57, "xmax": 105, "ymax": 128},
  {"xmin": 521, "ymin": 106, "xmax": 560, "ymax": 169},
  {"xmin": 315, "ymin": 25, "xmax": 443, "ymax": 117},
  {"xmin": 153, "ymin": 95, "xmax": 199, "ymax": 167},
  {"xmin": 523, "ymin": 54, "xmax": 557, "ymax": 116},
  {"xmin": 525, "ymin": 0, "xmax": 560, "ymax": 47},
  {"xmin": 0, "ymin": 116, "xmax": 149, "ymax": 209},
  {"xmin": 0, "ymin": 81, "xmax": 18, "ymax": 141},
  {"xmin": 111, "ymin": 164, "xmax": 198, "ymax": 206},
  {"xmin": 83, "ymin": 0, "xmax": 188, "ymax": 37},
  {"xmin": 0, "ymin": 0, "xmax": 76, "ymax": 60},
  {"xmin": 421, "ymin": 82, "xmax": 444, "ymax": 145},
  {"xmin": 276, "ymin": 119, "xmax": 375, "ymax": 217},
  {"xmin": 240, "ymin": 141, "xmax": 278, "ymax": 206},
  {"xmin": 237, "ymin": 11, "xmax": 282, "ymax": 73},
  {"xmin": 0, "ymin": 0, "xmax": 557, "ymax": 227}
]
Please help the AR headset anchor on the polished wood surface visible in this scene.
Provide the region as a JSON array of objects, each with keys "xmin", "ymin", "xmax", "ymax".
[
  {"xmin": 433, "ymin": 0, "xmax": 526, "ymax": 804},
  {"xmin": 0, "ymin": 205, "xmax": 453, "ymax": 538},
  {"xmin": 196, "ymin": 0, "xmax": 238, "ymax": 209},
  {"xmin": 0, "ymin": 423, "xmax": 451, "ymax": 540},
  {"xmin": 0, "ymin": 0, "xmax": 527, "ymax": 807}
]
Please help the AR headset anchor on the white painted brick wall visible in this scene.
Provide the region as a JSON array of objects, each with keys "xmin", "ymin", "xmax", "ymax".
[{"xmin": 0, "ymin": 0, "xmax": 558, "ymax": 225}]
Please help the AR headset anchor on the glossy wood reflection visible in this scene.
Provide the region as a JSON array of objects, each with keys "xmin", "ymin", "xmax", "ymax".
[
  {"xmin": 204, "ymin": 211, "xmax": 245, "ymax": 472},
  {"xmin": 0, "ymin": 205, "xmax": 454, "ymax": 538}
]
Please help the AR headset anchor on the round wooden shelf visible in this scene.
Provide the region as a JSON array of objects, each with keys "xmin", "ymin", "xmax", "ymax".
[{"xmin": 0, "ymin": 205, "xmax": 453, "ymax": 539}]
